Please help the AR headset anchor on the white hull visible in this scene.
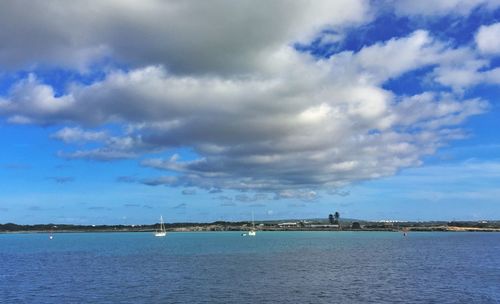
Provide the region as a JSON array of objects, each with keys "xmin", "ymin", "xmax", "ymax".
[
  {"xmin": 154, "ymin": 215, "xmax": 167, "ymax": 237},
  {"xmin": 247, "ymin": 212, "xmax": 257, "ymax": 236}
]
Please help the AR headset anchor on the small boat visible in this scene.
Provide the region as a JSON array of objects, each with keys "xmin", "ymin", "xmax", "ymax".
[
  {"xmin": 402, "ymin": 228, "xmax": 408, "ymax": 237},
  {"xmin": 248, "ymin": 211, "xmax": 256, "ymax": 236},
  {"xmin": 49, "ymin": 225, "xmax": 56, "ymax": 239},
  {"xmin": 154, "ymin": 215, "xmax": 167, "ymax": 237}
]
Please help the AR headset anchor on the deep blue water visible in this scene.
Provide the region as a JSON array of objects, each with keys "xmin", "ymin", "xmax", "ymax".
[{"xmin": 1, "ymin": 231, "xmax": 499, "ymax": 303}]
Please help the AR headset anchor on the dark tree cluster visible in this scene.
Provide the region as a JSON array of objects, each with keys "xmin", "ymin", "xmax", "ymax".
[{"xmin": 328, "ymin": 212, "xmax": 340, "ymax": 224}]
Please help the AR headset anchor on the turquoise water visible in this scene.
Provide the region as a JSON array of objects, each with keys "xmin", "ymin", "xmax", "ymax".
[{"xmin": 1, "ymin": 231, "xmax": 499, "ymax": 303}]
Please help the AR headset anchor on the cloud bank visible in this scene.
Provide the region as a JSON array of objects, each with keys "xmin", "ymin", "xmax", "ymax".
[{"xmin": 0, "ymin": 1, "xmax": 498, "ymax": 197}]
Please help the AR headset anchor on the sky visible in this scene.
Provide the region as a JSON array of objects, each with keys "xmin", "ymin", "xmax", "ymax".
[{"xmin": 0, "ymin": 0, "xmax": 500, "ymax": 224}]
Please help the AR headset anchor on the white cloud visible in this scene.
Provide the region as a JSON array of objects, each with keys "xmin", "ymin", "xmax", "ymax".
[
  {"xmin": 0, "ymin": 75, "xmax": 76, "ymax": 124},
  {"xmin": 1, "ymin": 31, "xmax": 489, "ymax": 192},
  {"xmin": 433, "ymin": 59, "xmax": 500, "ymax": 90},
  {"xmin": 51, "ymin": 127, "xmax": 108, "ymax": 143},
  {"xmin": 0, "ymin": 3, "xmax": 495, "ymax": 196},
  {"xmin": 394, "ymin": 0, "xmax": 500, "ymax": 16},
  {"xmin": 484, "ymin": 67, "xmax": 500, "ymax": 84},
  {"xmin": 475, "ymin": 22, "xmax": 500, "ymax": 54},
  {"xmin": 392, "ymin": 92, "xmax": 487, "ymax": 129},
  {"xmin": 355, "ymin": 30, "xmax": 444, "ymax": 82}
]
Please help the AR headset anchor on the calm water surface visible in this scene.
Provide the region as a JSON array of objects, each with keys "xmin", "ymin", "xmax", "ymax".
[{"xmin": 1, "ymin": 231, "xmax": 499, "ymax": 303}]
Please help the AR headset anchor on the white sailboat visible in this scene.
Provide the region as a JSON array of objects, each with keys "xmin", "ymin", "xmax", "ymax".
[
  {"xmin": 154, "ymin": 215, "xmax": 167, "ymax": 237},
  {"xmin": 248, "ymin": 212, "xmax": 256, "ymax": 236}
]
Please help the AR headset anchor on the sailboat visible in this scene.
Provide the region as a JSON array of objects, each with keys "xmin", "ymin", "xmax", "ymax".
[
  {"xmin": 49, "ymin": 225, "xmax": 56, "ymax": 240},
  {"xmin": 248, "ymin": 212, "xmax": 256, "ymax": 236},
  {"xmin": 154, "ymin": 215, "xmax": 167, "ymax": 237}
]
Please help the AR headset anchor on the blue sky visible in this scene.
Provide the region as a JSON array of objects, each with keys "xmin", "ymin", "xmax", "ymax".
[{"xmin": 0, "ymin": 1, "xmax": 499, "ymax": 224}]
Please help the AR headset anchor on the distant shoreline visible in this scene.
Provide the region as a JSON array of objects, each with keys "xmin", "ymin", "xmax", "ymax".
[
  {"xmin": 2, "ymin": 220, "xmax": 500, "ymax": 234},
  {"xmin": 2, "ymin": 226, "xmax": 500, "ymax": 234}
]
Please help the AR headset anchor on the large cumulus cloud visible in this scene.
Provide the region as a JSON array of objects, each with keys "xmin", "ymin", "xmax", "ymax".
[{"xmin": 0, "ymin": 1, "xmax": 497, "ymax": 197}]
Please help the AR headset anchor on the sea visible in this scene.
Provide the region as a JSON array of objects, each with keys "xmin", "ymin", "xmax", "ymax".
[{"xmin": 1, "ymin": 231, "xmax": 499, "ymax": 303}]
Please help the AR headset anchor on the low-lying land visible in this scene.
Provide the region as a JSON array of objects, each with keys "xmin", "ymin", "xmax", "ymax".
[{"xmin": 1, "ymin": 220, "xmax": 499, "ymax": 233}]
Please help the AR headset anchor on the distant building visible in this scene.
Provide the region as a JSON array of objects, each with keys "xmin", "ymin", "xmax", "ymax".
[
  {"xmin": 309, "ymin": 224, "xmax": 339, "ymax": 228},
  {"xmin": 278, "ymin": 222, "xmax": 299, "ymax": 228}
]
